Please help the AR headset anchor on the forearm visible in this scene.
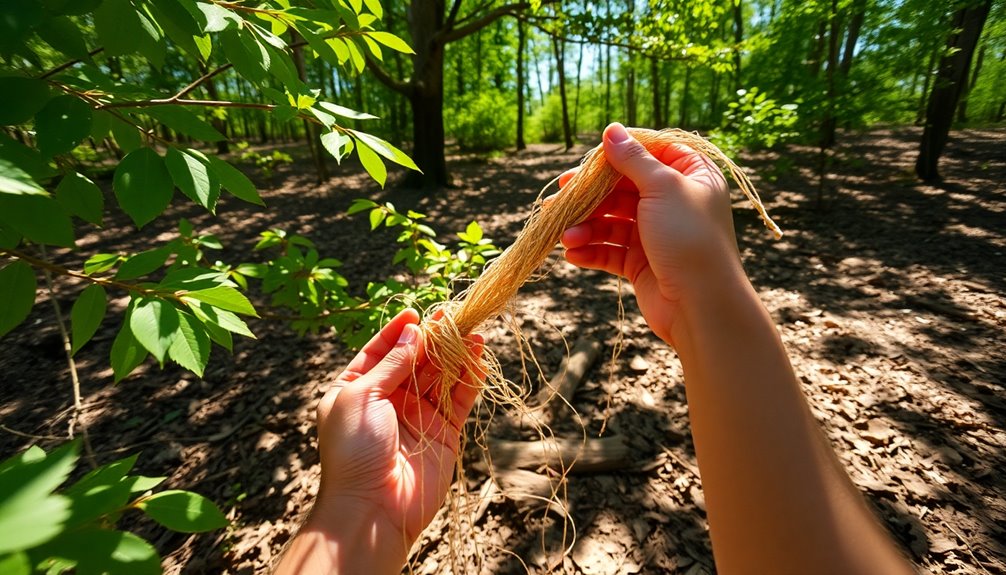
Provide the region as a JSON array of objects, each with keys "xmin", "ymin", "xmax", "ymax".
[
  {"xmin": 669, "ymin": 268, "xmax": 912, "ymax": 575},
  {"xmin": 275, "ymin": 497, "xmax": 409, "ymax": 575}
]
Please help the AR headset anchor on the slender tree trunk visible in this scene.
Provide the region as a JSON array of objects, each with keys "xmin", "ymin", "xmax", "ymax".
[
  {"xmin": 709, "ymin": 70, "xmax": 721, "ymax": 126},
  {"xmin": 291, "ymin": 31, "xmax": 328, "ymax": 182},
  {"xmin": 679, "ymin": 65, "xmax": 691, "ymax": 127},
  {"xmin": 573, "ymin": 40, "xmax": 584, "ymax": 135},
  {"xmin": 819, "ymin": 0, "xmax": 840, "ymax": 150},
  {"xmin": 956, "ymin": 42, "xmax": 985, "ymax": 122},
  {"xmin": 604, "ymin": 0, "xmax": 612, "ymax": 126},
  {"xmin": 552, "ymin": 35, "xmax": 573, "ymax": 150},
  {"xmin": 651, "ymin": 57, "xmax": 663, "ymax": 127},
  {"xmin": 808, "ymin": 21, "xmax": 828, "ymax": 77},
  {"xmin": 917, "ymin": 45, "xmax": 939, "ymax": 125},
  {"xmin": 916, "ymin": 0, "xmax": 993, "ymax": 180},
  {"xmin": 840, "ymin": 3, "xmax": 864, "ymax": 77},
  {"xmin": 733, "ymin": 0, "xmax": 744, "ymax": 94},
  {"xmin": 516, "ymin": 18, "xmax": 527, "ymax": 151}
]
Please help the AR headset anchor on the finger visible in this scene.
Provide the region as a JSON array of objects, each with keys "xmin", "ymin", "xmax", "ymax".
[
  {"xmin": 448, "ymin": 335, "xmax": 486, "ymax": 431},
  {"xmin": 561, "ymin": 217, "xmax": 637, "ymax": 250},
  {"xmin": 339, "ymin": 308, "xmax": 420, "ymax": 380},
  {"xmin": 354, "ymin": 323, "xmax": 423, "ymax": 398},
  {"xmin": 602, "ymin": 123, "xmax": 685, "ymax": 194},
  {"xmin": 564, "ymin": 244, "xmax": 630, "ymax": 277},
  {"xmin": 558, "ymin": 168, "xmax": 579, "ymax": 188}
]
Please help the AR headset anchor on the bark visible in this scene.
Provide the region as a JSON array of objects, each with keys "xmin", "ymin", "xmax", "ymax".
[
  {"xmin": 956, "ymin": 42, "xmax": 985, "ymax": 123},
  {"xmin": 819, "ymin": 0, "xmax": 840, "ymax": 150},
  {"xmin": 291, "ymin": 31, "xmax": 328, "ymax": 182},
  {"xmin": 808, "ymin": 20, "xmax": 828, "ymax": 77},
  {"xmin": 916, "ymin": 0, "xmax": 993, "ymax": 181},
  {"xmin": 733, "ymin": 0, "xmax": 744, "ymax": 94},
  {"xmin": 840, "ymin": 3, "xmax": 865, "ymax": 77},
  {"xmin": 516, "ymin": 18, "xmax": 526, "ymax": 151},
  {"xmin": 917, "ymin": 46, "xmax": 939, "ymax": 125},
  {"xmin": 651, "ymin": 57, "xmax": 663, "ymax": 127},
  {"xmin": 679, "ymin": 65, "xmax": 691, "ymax": 127},
  {"xmin": 365, "ymin": 0, "xmax": 534, "ymax": 189},
  {"xmin": 552, "ymin": 35, "xmax": 574, "ymax": 150},
  {"xmin": 573, "ymin": 39, "xmax": 584, "ymax": 134}
]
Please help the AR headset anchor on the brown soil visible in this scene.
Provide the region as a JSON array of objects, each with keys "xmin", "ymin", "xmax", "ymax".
[{"xmin": 1, "ymin": 127, "xmax": 1004, "ymax": 574}]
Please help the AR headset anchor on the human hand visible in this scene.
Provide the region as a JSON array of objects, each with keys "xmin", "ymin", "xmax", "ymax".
[
  {"xmin": 559, "ymin": 123, "xmax": 743, "ymax": 344},
  {"xmin": 305, "ymin": 308, "xmax": 484, "ymax": 567}
]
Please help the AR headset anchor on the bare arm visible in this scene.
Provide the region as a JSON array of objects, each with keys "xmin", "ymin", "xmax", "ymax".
[{"xmin": 560, "ymin": 123, "xmax": 914, "ymax": 574}]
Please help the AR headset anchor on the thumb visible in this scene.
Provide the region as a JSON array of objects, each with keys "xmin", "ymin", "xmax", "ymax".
[
  {"xmin": 356, "ymin": 323, "xmax": 422, "ymax": 397},
  {"xmin": 602, "ymin": 123, "xmax": 682, "ymax": 194}
]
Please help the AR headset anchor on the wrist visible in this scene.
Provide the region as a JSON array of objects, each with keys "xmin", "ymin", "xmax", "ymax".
[
  {"xmin": 288, "ymin": 495, "xmax": 410, "ymax": 575},
  {"xmin": 669, "ymin": 260, "xmax": 757, "ymax": 354}
]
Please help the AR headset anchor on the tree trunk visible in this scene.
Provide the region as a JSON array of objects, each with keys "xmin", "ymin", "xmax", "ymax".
[
  {"xmin": 651, "ymin": 57, "xmax": 662, "ymax": 127},
  {"xmin": 819, "ymin": 0, "xmax": 840, "ymax": 150},
  {"xmin": 917, "ymin": 45, "xmax": 939, "ymax": 125},
  {"xmin": 679, "ymin": 65, "xmax": 691, "ymax": 127},
  {"xmin": 552, "ymin": 35, "xmax": 573, "ymax": 150},
  {"xmin": 573, "ymin": 39, "xmax": 584, "ymax": 135},
  {"xmin": 808, "ymin": 21, "xmax": 828, "ymax": 77},
  {"xmin": 291, "ymin": 31, "xmax": 328, "ymax": 182},
  {"xmin": 408, "ymin": 89, "xmax": 448, "ymax": 187},
  {"xmin": 840, "ymin": 2, "xmax": 864, "ymax": 77},
  {"xmin": 733, "ymin": 0, "xmax": 744, "ymax": 94},
  {"xmin": 956, "ymin": 42, "xmax": 985, "ymax": 123},
  {"xmin": 916, "ymin": 0, "xmax": 993, "ymax": 181},
  {"xmin": 516, "ymin": 18, "xmax": 526, "ymax": 151}
]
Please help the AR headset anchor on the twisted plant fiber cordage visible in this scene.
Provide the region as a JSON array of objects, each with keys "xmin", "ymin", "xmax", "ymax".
[{"xmin": 422, "ymin": 128, "xmax": 782, "ymax": 410}]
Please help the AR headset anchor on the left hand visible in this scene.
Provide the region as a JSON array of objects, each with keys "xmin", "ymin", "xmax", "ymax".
[{"xmin": 312, "ymin": 308, "xmax": 485, "ymax": 545}]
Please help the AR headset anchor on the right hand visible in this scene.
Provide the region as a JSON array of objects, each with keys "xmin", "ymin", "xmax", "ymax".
[{"xmin": 559, "ymin": 123, "xmax": 743, "ymax": 344}]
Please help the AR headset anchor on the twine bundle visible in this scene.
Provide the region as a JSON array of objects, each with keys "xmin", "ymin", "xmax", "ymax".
[{"xmin": 421, "ymin": 128, "xmax": 782, "ymax": 408}]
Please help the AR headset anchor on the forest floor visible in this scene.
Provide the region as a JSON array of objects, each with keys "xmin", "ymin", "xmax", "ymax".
[{"xmin": 1, "ymin": 127, "xmax": 1004, "ymax": 574}]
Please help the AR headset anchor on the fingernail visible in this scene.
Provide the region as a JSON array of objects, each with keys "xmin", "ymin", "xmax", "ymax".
[
  {"xmin": 606, "ymin": 123, "xmax": 630, "ymax": 144},
  {"xmin": 396, "ymin": 324, "xmax": 417, "ymax": 347}
]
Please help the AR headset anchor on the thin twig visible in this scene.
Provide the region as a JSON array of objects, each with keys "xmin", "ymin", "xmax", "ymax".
[
  {"xmin": 0, "ymin": 424, "xmax": 67, "ymax": 442},
  {"xmin": 39, "ymin": 48, "xmax": 105, "ymax": 80},
  {"xmin": 174, "ymin": 64, "xmax": 233, "ymax": 100},
  {"xmin": 101, "ymin": 98, "xmax": 278, "ymax": 110},
  {"xmin": 39, "ymin": 246, "xmax": 97, "ymax": 468},
  {"xmin": 1, "ymin": 248, "xmax": 162, "ymax": 298}
]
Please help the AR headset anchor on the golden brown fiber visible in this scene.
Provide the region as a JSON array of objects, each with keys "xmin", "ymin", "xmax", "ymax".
[{"xmin": 421, "ymin": 128, "xmax": 781, "ymax": 408}]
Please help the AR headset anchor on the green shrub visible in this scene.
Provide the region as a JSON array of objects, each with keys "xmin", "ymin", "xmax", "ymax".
[
  {"xmin": 448, "ymin": 90, "xmax": 515, "ymax": 151},
  {"xmin": 711, "ymin": 88, "xmax": 800, "ymax": 156},
  {"xmin": 529, "ymin": 92, "xmax": 566, "ymax": 143}
]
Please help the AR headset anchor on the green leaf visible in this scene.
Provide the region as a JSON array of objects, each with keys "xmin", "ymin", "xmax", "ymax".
[
  {"xmin": 0, "ymin": 133, "xmax": 56, "ymax": 182},
  {"xmin": 34, "ymin": 96, "xmax": 92, "ymax": 159},
  {"xmin": 137, "ymin": 490, "xmax": 228, "ymax": 533},
  {"xmin": 123, "ymin": 475, "xmax": 165, "ymax": 494},
  {"xmin": 84, "ymin": 253, "xmax": 121, "ymax": 275},
  {"xmin": 0, "ymin": 261, "xmax": 36, "ymax": 340},
  {"xmin": 208, "ymin": 155, "xmax": 264, "ymax": 206},
  {"xmin": 93, "ymin": 0, "xmax": 143, "ymax": 57},
  {"xmin": 348, "ymin": 129, "xmax": 419, "ymax": 172},
  {"xmin": 0, "ymin": 76, "xmax": 50, "ymax": 125},
  {"xmin": 32, "ymin": 528, "xmax": 161, "ymax": 575},
  {"xmin": 355, "ymin": 139, "xmax": 387, "ymax": 187},
  {"xmin": 196, "ymin": 2, "xmax": 241, "ymax": 33},
  {"xmin": 54, "ymin": 172, "xmax": 103, "ymax": 226},
  {"xmin": 70, "ymin": 284, "xmax": 106, "ymax": 355},
  {"xmin": 0, "ymin": 1, "xmax": 43, "ymax": 57},
  {"xmin": 463, "ymin": 221, "xmax": 483, "ymax": 243},
  {"xmin": 110, "ymin": 322, "xmax": 147, "ymax": 383},
  {"xmin": 129, "ymin": 298, "xmax": 180, "ymax": 364},
  {"xmin": 64, "ymin": 455, "xmax": 137, "ymax": 498},
  {"xmin": 165, "ymin": 148, "xmax": 220, "ymax": 212},
  {"xmin": 368, "ymin": 207, "xmax": 385, "ymax": 229},
  {"xmin": 317, "ymin": 101, "xmax": 378, "ymax": 121},
  {"xmin": 114, "ymin": 148, "xmax": 174, "ymax": 228},
  {"xmin": 347, "ymin": 198, "xmax": 378, "ymax": 215},
  {"xmin": 320, "ymin": 131, "xmax": 353, "ymax": 165},
  {"xmin": 186, "ymin": 300, "xmax": 254, "ymax": 338},
  {"xmin": 0, "ymin": 193, "xmax": 75, "ymax": 246},
  {"xmin": 221, "ymin": 28, "xmax": 269, "ymax": 85},
  {"xmin": 168, "ymin": 311, "xmax": 210, "ymax": 376},
  {"xmin": 0, "ymin": 551, "xmax": 30, "ymax": 575},
  {"xmin": 0, "ymin": 158, "xmax": 45, "ymax": 195},
  {"xmin": 36, "ymin": 15, "xmax": 90, "ymax": 59},
  {"xmin": 115, "ymin": 246, "xmax": 171, "ymax": 281},
  {"xmin": 363, "ymin": 0, "xmax": 383, "ymax": 18},
  {"xmin": 145, "ymin": 107, "xmax": 225, "ymax": 142},
  {"xmin": 110, "ymin": 116, "xmax": 142, "ymax": 154},
  {"xmin": 182, "ymin": 286, "xmax": 257, "ymax": 316},
  {"xmin": 367, "ymin": 31, "xmax": 414, "ymax": 54},
  {"xmin": 0, "ymin": 442, "xmax": 78, "ymax": 555}
]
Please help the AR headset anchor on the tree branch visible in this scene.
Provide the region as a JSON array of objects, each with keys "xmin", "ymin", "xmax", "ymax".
[
  {"xmin": 365, "ymin": 56, "xmax": 413, "ymax": 96},
  {"xmin": 101, "ymin": 98, "xmax": 277, "ymax": 110},
  {"xmin": 39, "ymin": 48, "xmax": 105, "ymax": 80},
  {"xmin": 445, "ymin": 0, "xmax": 465, "ymax": 31},
  {"xmin": 174, "ymin": 63, "xmax": 234, "ymax": 100},
  {"xmin": 439, "ymin": 3, "xmax": 532, "ymax": 44}
]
